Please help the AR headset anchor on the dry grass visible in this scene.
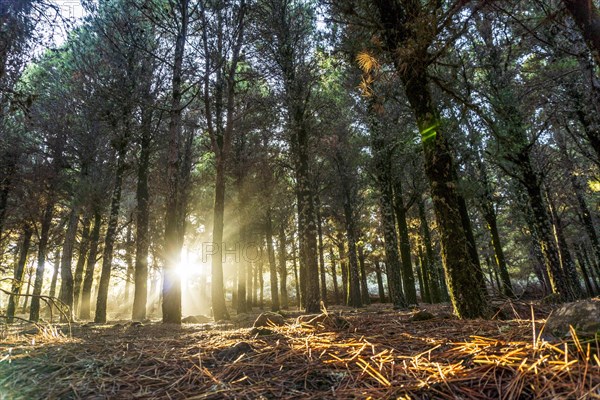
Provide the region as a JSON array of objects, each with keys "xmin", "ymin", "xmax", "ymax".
[{"xmin": 0, "ymin": 303, "xmax": 598, "ymax": 399}]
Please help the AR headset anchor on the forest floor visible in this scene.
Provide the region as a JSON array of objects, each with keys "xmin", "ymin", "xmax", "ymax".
[{"xmin": 0, "ymin": 301, "xmax": 599, "ymax": 399}]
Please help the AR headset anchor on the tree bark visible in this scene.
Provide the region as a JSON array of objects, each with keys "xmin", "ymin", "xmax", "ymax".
[
  {"xmin": 73, "ymin": 214, "xmax": 91, "ymax": 314},
  {"xmin": 278, "ymin": 223, "xmax": 288, "ymax": 309},
  {"xmin": 29, "ymin": 199, "xmax": 54, "ymax": 322},
  {"xmin": 371, "ymin": 124, "xmax": 406, "ymax": 308},
  {"xmin": 79, "ymin": 211, "xmax": 101, "ymax": 320},
  {"xmin": 163, "ymin": 0, "xmax": 189, "ymax": 325},
  {"xmin": 6, "ymin": 223, "xmax": 33, "ymax": 322},
  {"xmin": 59, "ymin": 206, "xmax": 80, "ymax": 321},
  {"xmin": 373, "ymin": 0, "xmax": 488, "ymax": 318},
  {"xmin": 265, "ymin": 210, "xmax": 280, "ymax": 311},
  {"xmin": 94, "ymin": 145, "xmax": 127, "ymax": 323},
  {"xmin": 315, "ymin": 195, "xmax": 328, "ymax": 305},
  {"xmin": 358, "ymin": 245, "xmax": 370, "ymax": 305},
  {"xmin": 329, "ymin": 247, "xmax": 340, "ymax": 304},
  {"xmin": 393, "ymin": 176, "xmax": 417, "ymax": 304},
  {"xmin": 418, "ymin": 200, "xmax": 440, "ymax": 303},
  {"xmin": 375, "ymin": 260, "xmax": 386, "ymax": 303}
]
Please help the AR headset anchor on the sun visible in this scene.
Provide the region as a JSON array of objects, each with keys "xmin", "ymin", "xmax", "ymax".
[{"xmin": 175, "ymin": 251, "xmax": 199, "ymax": 281}]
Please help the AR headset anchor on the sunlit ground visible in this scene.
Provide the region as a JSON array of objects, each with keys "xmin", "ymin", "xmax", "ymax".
[{"xmin": 0, "ymin": 303, "xmax": 598, "ymax": 399}]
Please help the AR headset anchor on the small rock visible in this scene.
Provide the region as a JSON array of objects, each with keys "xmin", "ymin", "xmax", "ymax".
[
  {"xmin": 215, "ymin": 342, "xmax": 254, "ymax": 361},
  {"xmin": 182, "ymin": 315, "xmax": 211, "ymax": 324},
  {"xmin": 253, "ymin": 312, "xmax": 285, "ymax": 327},
  {"xmin": 545, "ymin": 299, "xmax": 600, "ymax": 338},
  {"xmin": 409, "ymin": 310, "xmax": 435, "ymax": 322}
]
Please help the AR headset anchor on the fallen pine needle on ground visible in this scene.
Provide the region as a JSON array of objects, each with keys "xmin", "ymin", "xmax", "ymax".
[{"xmin": 0, "ymin": 303, "xmax": 598, "ymax": 399}]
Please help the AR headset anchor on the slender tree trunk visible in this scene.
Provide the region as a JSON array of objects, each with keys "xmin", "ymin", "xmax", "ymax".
[
  {"xmin": 6, "ymin": 223, "xmax": 33, "ymax": 322},
  {"xmin": 315, "ymin": 196, "xmax": 328, "ymax": 305},
  {"xmin": 48, "ymin": 249, "xmax": 60, "ymax": 299},
  {"xmin": 258, "ymin": 252, "xmax": 264, "ymax": 309},
  {"xmin": 247, "ymin": 248, "xmax": 254, "ymax": 309},
  {"xmin": 417, "ymin": 245, "xmax": 431, "ymax": 303},
  {"xmin": 59, "ymin": 206, "xmax": 80, "ymax": 321},
  {"xmin": 292, "ymin": 237, "xmax": 301, "ymax": 309},
  {"xmin": 546, "ymin": 190, "xmax": 583, "ymax": 298},
  {"xmin": 278, "ymin": 223, "xmax": 288, "ymax": 309},
  {"xmin": 343, "ymin": 202, "xmax": 362, "ymax": 308},
  {"xmin": 482, "ymin": 207, "xmax": 513, "ymax": 297},
  {"xmin": 80, "ymin": 211, "xmax": 101, "ymax": 320},
  {"xmin": 576, "ymin": 250, "xmax": 596, "ymax": 296},
  {"xmin": 123, "ymin": 224, "xmax": 134, "ymax": 304},
  {"xmin": 163, "ymin": 0, "xmax": 189, "ymax": 325},
  {"xmin": 73, "ymin": 214, "xmax": 91, "ymax": 314},
  {"xmin": 393, "ymin": 176, "xmax": 417, "ymax": 304},
  {"xmin": 131, "ymin": 54, "xmax": 154, "ymax": 321},
  {"xmin": 358, "ymin": 245, "xmax": 370, "ymax": 305},
  {"xmin": 329, "ymin": 247, "xmax": 340, "ymax": 304},
  {"xmin": 265, "ymin": 210, "xmax": 279, "ymax": 311},
  {"xmin": 375, "ymin": 261, "xmax": 386, "ymax": 303},
  {"xmin": 237, "ymin": 223, "xmax": 248, "ymax": 313},
  {"xmin": 370, "ymin": 111, "xmax": 406, "ymax": 308},
  {"xmin": 518, "ymin": 155, "xmax": 575, "ymax": 301},
  {"xmin": 20, "ymin": 269, "xmax": 32, "ymax": 313},
  {"xmin": 337, "ymin": 240, "xmax": 349, "ymax": 305},
  {"xmin": 30, "ymin": 199, "xmax": 54, "ymax": 322},
  {"xmin": 94, "ymin": 146, "xmax": 127, "ymax": 323},
  {"xmin": 418, "ymin": 199, "xmax": 441, "ymax": 303}
]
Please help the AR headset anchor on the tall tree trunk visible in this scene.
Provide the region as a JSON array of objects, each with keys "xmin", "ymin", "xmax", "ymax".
[
  {"xmin": 482, "ymin": 207, "xmax": 513, "ymax": 297},
  {"xmin": 6, "ymin": 223, "xmax": 33, "ymax": 322},
  {"xmin": 546, "ymin": 190, "xmax": 583, "ymax": 298},
  {"xmin": 576, "ymin": 249, "xmax": 596, "ymax": 296},
  {"xmin": 373, "ymin": 1, "xmax": 488, "ymax": 317},
  {"xmin": 418, "ymin": 199, "xmax": 441, "ymax": 303},
  {"xmin": 393, "ymin": 176, "xmax": 417, "ymax": 304},
  {"xmin": 48, "ymin": 249, "xmax": 60, "ymax": 300},
  {"xmin": 132, "ymin": 59, "xmax": 154, "ymax": 322},
  {"xmin": 163, "ymin": 0, "xmax": 189, "ymax": 325},
  {"xmin": 337, "ymin": 240, "xmax": 348, "ymax": 305},
  {"xmin": 94, "ymin": 146, "xmax": 127, "ymax": 323},
  {"xmin": 258, "ymin": 251, "xmax": 264, "ymax": 309},
  {"xmin": 518, "ymin": 155, "xmax": 575, "ymax": 301},
  {"xmin": 375, "ymin": 260, "xmax": 386, "ymax": 303},
  {"xmin": 59, "ymin": 206, "xmax": 80, "ymax": 321},
  {"xmin": 237, "ymin": 223, "xmax": 248, "ymax": 313},
  {"xmin": 370, "ymin": 108, "xmax": 406, "ymax": 308},
  {"xmin": 358, "ymin": 245, "xmax": 370, "ymax": 305},
  {"xmin": 329, "ymin": 247, "xmax": 340, "ymax": 304},
  {"xmin": 247, "ymin": 246, "xmax": 254, "ymax": 309},
  {"xmin": 73, "ymin": 214, "xmax": 91, "ymax": 314},
  {"xmin": 265, "ymin": 210, "xmax": 279, "ymax": 311},
  {"xmin": 123, "ymin": 224, "xmax": 134, "ymax": 304},
  {"xmin": 29, "ymin": 199, "xmax": 54, "ymax": 322},
  {"xmin": 20, "ymin": 268, "xmax": 33, "ymax": 313},
  {"xmin": 417, "ymin": 245, "xmax": 431, "ymax": 303},
  {"xmin": 315, "ymin": 196, "xmax": 328, "ymax": 305},
  {"xmin": 278, "ymin": 223, "xmax": 288, "ymax": 309},
  {"xmin": 80, "ymin": 211, "xmax": 101, "ymax": 320},
  {"xmin": 343, "ymin": 202, "xmax": 362, "ymax": 308},
  {"xmin": 292, "ymin": 237, "xmax": 301, "ymax": 309}
]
